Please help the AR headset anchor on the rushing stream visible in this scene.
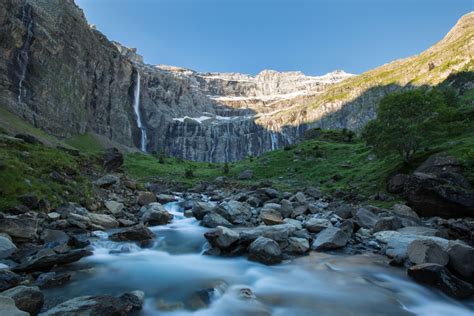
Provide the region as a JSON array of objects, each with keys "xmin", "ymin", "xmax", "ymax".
[{"xmin": 43, "ymin": 199, "xmax": 474, "ymax": 315}]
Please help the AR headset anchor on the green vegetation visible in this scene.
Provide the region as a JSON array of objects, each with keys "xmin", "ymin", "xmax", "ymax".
[{"xmin": 65, "ymin": 133, "xmax": 104, "ymax": 154}]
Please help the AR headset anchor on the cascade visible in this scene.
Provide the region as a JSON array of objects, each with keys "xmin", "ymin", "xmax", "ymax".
[
  {"xmin": 270, "ymin": 131, "xmax": 278, "ymax": 150},
  {"xmin": 133, "ymin": 72, "xmax": 147, "ymax": 152},
  {"xmin": 17, "ymin": 1, "xmax": 34, "ymax": 103}
]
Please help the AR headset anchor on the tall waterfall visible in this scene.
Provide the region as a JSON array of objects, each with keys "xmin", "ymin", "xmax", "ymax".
[
  {"xmin": 270, "ymin": 132, "xmax": 278, "ymax": 150},
  {"xmin": 17, "ymin": 1, "xmax": 34, "ymax": 103},
  {"xmin": 133, "ymin": 72, "xmax": 147, "ymax": 152}
]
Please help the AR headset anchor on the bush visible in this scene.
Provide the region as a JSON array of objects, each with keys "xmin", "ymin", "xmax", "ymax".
[
  {"xmin": 158, "ymin": 149, "xmax": 166, "ymax": 164},
  {"xmin": 223, "ymin": 162, "xmax": 230, "ymax": 174},
  {"xmin": 184, "ymin": 167, "xmax": 194, "ymax": 179}
]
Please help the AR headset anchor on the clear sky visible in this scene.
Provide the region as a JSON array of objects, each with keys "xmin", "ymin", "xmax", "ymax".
[{"xmin": 76, "ymin": 0, "xmax": 472, "ymax": 76}]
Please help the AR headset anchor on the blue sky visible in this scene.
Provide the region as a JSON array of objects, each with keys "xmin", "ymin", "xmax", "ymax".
[{"xmin": 76, "ymin": 0, "xmax": 472, "ymax": 76}]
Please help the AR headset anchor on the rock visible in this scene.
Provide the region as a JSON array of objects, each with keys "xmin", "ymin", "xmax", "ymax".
[
  {"xmin": 119, "ymin": 290, "xmax": 144, "ymax": 310},
  {"xmin": 40, "ymin": 294, "xmax": 135, "ymax": 315},
  {"xmin": 248, "ymin": 237, "xmax": 282, "ymax": 265},
  {"xmin": 191, "ymin": 202, "xmax": 214, "ymax": 220},
  {"xmin": 94, "ymin": 175, "xmax": 119, "ymax": 188},
  {"xmin": 41, "ymin": 229, "xmax": 70, "ymax": 246},
  {"xmin": 279, "ymin": 199, "xmax": 293, "ymax": 218},
  {"xmin": 312, "ymin": 226, "xmax": 349, "ymax": 251},
  {"xmin": 88, "ymin": 213, "xmax": 119, "ymax": 229},
  {"xmin": 408, "ymin": 263, "xmax": 474, "ymax": 299},
  {"xmin": 304, "ymin": 186, "xmax": 323, "ymax": 199},
  {"xmin": 0, "ymin": 297, "xmax": 28, "ymax": 316},
  {"xmin": 35, "ymin": 272, "xmax": 72, "ymax": 288},
  {"xmin": 0, "ymin": 217, "xmax": 37, "ymax": 240},
  {"xmin": 284, "ymin": 237, "xmax": 309, "ymax": 254},
  {"xmin": 14, "ymin": 134, "xmax": 42, "ymax": 145},
  {"xmin": 391, "ymin": 204, "xmax": 419, "ymax": 219},
  {"xmin": 137, "ymin": 192, "xmax": 156, "ymax": 206},
  {"xmin": 104, "ymin": 201, "xmax": 124, "ymax": 215},
  {"xmin": 304, "ymin": 217, "xmax": 330, "ymax": 233},
  {"xmin": 237, "ymin": 170, "xmax": 253, "ymax": 180},
  {"xmin": 201, "ymin": 213, "xmax": 232, "ymax": 228},
  {"xmin": 291, "ymin": 205, "xmax": 308, "ymax": 218},
  {"xmin": 204, "ymin": 226, "xmax": 240, "ymax": 249},
  {"xmin": 216, "ymin": 201, "xmax": 252, "ymax": 225},
  {"xmin": 141, "ymin": 203, "xmax": 173, "ymax": 225},
  {"xmin": 373, "ymin": 216, "xmax": 403, "ymax": 233},
  {"xmin": 240, "ymin": 224, "xmax": 297, "ymax": 243},
  {"xmin": 260, "ymin": 209, "xmax": 283, "ymax": 225},
  {"xmin": 156, "ymin": 194, "xmax": 176, "ymax": 204},
  {"xmin": 294, "ymin": 192, "xmax": 307, "ymax": 204},
  {"xmin": 333, "ymin": 204, "xmax": 354, "ymax": 219},
  {"xmin": 387, "ymin": 174, "xmax": 409, "ymax": 194},
  {"xmin": 1, "ymin": 285, "xmax": 44, "ymax": 315},
  {"xmin": 447, "ymin": 243, "xmax": 474, "ymax": 279},
  {"xmin": 13, "ymin": 249, "xmax": 92, "ymax": 272},
  {"xmin": 353, "ymin": 207, "xmax": 379, "ymax": 229},
  {"xmin": 109, "ymin": 225, "xmax": 154, "ymax": 242},
  {"xmin": 103, "ymin": 148, "xmax": 123, "ymax": 172},
  {"xmin": 19, "ymin": 194, "xmax": 39, "ymax": 209},
  {"xmin": 0, "ymin": 270, "xmax": 22, "ymax": 291},
  {"xmin": 407, "ymin": 239, "xmax": 449, "ymax": 265},
  {"xmin": 47, "ymin": 212, "xmax": 61, "ymax": 220},
  {"xmin": 0, "ymin": 236, "xmax": 16, "ymax": 259}
]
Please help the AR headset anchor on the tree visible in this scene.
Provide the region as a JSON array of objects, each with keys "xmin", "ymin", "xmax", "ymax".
[{"xmin": 362, "ymin": 89, "xmax": 450, "ymax": 163}]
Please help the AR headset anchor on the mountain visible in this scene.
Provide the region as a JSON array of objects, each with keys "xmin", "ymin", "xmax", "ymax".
[{"xmin": 0, "ymin": 0, "xmax": 471, "ymax": 162}]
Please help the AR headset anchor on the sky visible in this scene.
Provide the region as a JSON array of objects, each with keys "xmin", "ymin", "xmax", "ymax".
[{"xmin": 76, "ymin": 0, "xmax": 472, "ymax": 76}]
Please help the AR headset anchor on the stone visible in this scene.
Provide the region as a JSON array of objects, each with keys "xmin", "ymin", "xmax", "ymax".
[
  {"xmin": 0, "ymin": 297, "xmax": 28, "ymax": 316},
  {"xmin": 216, "ymin": 201, "xmax": 252, "ymax": 225},
  {"xmin": 109, "ymin": 225, "xmax": 154, "ymax": 242},
  {"xmin": 137, "ymin": 192, "xmax": 156, "ymax": 206},
  {"xmin": 19, "ymin": 194, "xmax": 39, "ymax": 209},
  {"xmin": 204, "ymin": 226, "xmax": 240, "ymax": 249},
  {"xmin": 304, "ymin": 217, "xmax": 330, "ymax": 233},
  {"xmin": 333, "ymin": 204, "xmax": 354, "ymax": 219},
  {"xmin": 35, "ymin": 272, "xmax": 72, "ymax": 288},
  {"xmin": 41, "ymin": 229, "xmax": 70, "ymax": 246},
  {"xmin": 0, "ymin": 269, "xmax": 22, "ymax": 291},
  {"xmin": 353, "ymin": 207, "xmax": 379, "ymax": 229},
  {"xmin": 94, "ymin": 175, "xmax": 119, "ymax": 188},
  {"xmin": 88, "ymin": 213, "xmax": 119, "ymax": 229},
  {"xmin": 248, "ymin": 237, "xmax": 282, "ymax": 265},
  {"xmin": 260, "ymin": 208, "xmax": 283, "ymax": 225},
  {"xmin": 304, "ymin": 186, "xmax": 323, "ymax": 199},
  {"xmin": 13, "ymin": 249, "xmax": 92, "ymax": 272},
  {"xmin": 47, "ymin": 212, "xmax": 61, "ymax": 220},
  {"xmin": 279, "ymin": 199, "xmax": 293, "ymax": 218},
  {"xmin": 0, "ymin": 217, "xmax": 37, "ymax": 240},
  {"xmin": 387, "ymin": 174, "xmax": 409, "ymax": 194},
  {"xmin": 291, "ymin": 205, "xmax": 308, "ymax": 218},
  {"xmin": 103, "ymin": 148, "xmax": 123, "ymax": 172},
  {"xmin": 391, "ymin": 204, "xmax": 419, "ymax": 219},
  {"xmin": 191, "ymin": 202, "xmax": 214, "ymax": 220},
  {"xmin": 201, "ymin": 213, "xmax": 232, "ymax": 228},
  {"xmin": 104, "ymin": 201, "xmax": 124, "ymax": 215},
  {"xmin": 240, "ymin": 224, "xmax": 297, "ymax": 243},
  {"xmin": 119, "ymin": 290, "xmax": 144, "ymax": 310},
  {"xmin": 447, "ymin": 243, "xmax": 474, "ymax": 279},
  {"xmin": 312, "ymin": 226, "xmax": 349, "ymax": 251},
  {"xmin": 408, "ymin": 263, "xmax": 474, "ymax": 299},
  {"xmin": 1, "ymin": 285, "xmax": 44, "ymax": 315},
  {"xmin": 284, "ymin": 237, "xmax": 310, "ymax": 254},
  {"xmin": 0, "ymin": 236, "xmax": 16, "ymax": 259},
  {"xmin": 294, "ymin": 192, "xmax": 307, "ymax": 204},
  {"xmin": 40, "ymin": 294, "xmax": 135, "ymax": 315},
  {"xmin": 156, "ymin": 194, "xmax": 176, "ymax": 204},
  {"xmin": 15, "ymin": 134, "xmax": 42, "ymax": 145},
  {"xmin": 237, "ymin": 170, "xmax": 253, "ymax": 180},
  {"xmin": 407, "ymin": 239, "xmax": 449, "ymax": 265},
  {"xmin": 373, "ymin": 216, "xmax": 403, "ymax": 233},
  {"xmin": 141, "ymin": 203, "xmax": 173, "ymax": 225}
]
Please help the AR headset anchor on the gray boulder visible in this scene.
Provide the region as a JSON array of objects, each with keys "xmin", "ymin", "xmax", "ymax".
[
  {"xmin": 216, "ymin": 201, "xmax": 252, "ymax": 224},
  {"xmin": 141, "ymin": 203, "xmax": 173, "ymax": 226},
  {"xmin": 137, "ymin": 192, "xmax": 156, "ymax": 206},
  {"xmin": 204, "ymin": 226, "xmax": 240, "ymax": 249},
  {"xmin": 312, "ymin": 226, "xmax": 349, "ymax": 251},
  {"xmin": 104, "ymin": 201, "xmax": 124, "ymax": 215},
  {"xmin": 39, "ymin": 294, "xmax": 135, "ymax": 315},
  {"xmin": 109, "ymin": 225, "xmax": 154, "ymax": 242},
  {"xmin": 13, "ymin": 249, "xmax": 92, "ymax": 272},
  {"xmin": 283, "ymin": 237, "xmax": 309, "ymax": 254},
  {"xmin": 353, "ymin": 207, "xmax": 379, "ymax": 229},
  {"xmin": 0, "ymin": 270, "xmax": 22, "ymax": 291},
  {"xmin": 447, "ymin": 243, "xmax": 474, "ymax": 279},
  {"xmin": 248, "ymin": 237, "xmax": 282, "ymax": 265},
  {"xmin": 304, "ymin": 217, "xmax": 330, "ymax": 233},
  {"xmin": 240, "ymin": 224, "xmax": 297, "ymax": 243},
  {"xmin": 260, "ymin": 208, "xmax": 283, "ymax": 225},
  {"xmin": 0, "ymin": 297, "xmax": 28, "ymax": 316},
  {"xmin": 191, "ymin": 202, "xmax": 214, "ymax": 220},
  {"xmin": 279, "ymin": 199, "xmax": 293, "ymax": 218},
  {"xmin": 237, "ymin": 169, "xmax": 253, "ymax": 180},
  {"xmin": 0, "ymin": 217, "xmax": 37, "ymax": 240},
  {"xmin": 94, "ymin": 175, "xmax": 119, "ymax": 188},
  {"xmin": 202, "ymin": 213, "xmax": 232, "ymax": 228},
  {"xmin": 0, "ymin": 236, "xmax": 16, "ymax": 259},
  {"xmin": 407, "ymin": 239, "xmax": 449, "ymax": 265},
  {"xmin": 1, "ymin": 285, "xmax": 44, "ymax": 315},
  {"xmin": 88, "ymin": 213, "xmax": 119, "ymax": 229},
  {"xmin": 373, "ymin": 216, "xmax": 403, "ymax": 233}
]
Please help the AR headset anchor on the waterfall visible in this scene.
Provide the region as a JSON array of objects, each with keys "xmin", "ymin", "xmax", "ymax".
[
  {"xmin": 133, "ymin": 72, "xmax": 147, "ymax": 152},
  {"xmin": 17, "ymin": 1, "xmax": 34, "ymax": 103},
  {"xmin": 270, "ymin": 132, "xmax": 278, "ymax": 150}
]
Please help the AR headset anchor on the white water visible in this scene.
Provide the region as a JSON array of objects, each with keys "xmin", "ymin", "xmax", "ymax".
[
  {"xmin": 17, "ymin": 1, "xmax": 34, "ymax": 103},
  {"xmin": 42, "ymin": 199, "xmax": 474, "ymax": 315},
  {"xmin": 133, "ymin": 72, "xmax": 147, "ymax": 152},
  {"xmin": 270, "ymin": 132, "xmax": 278, "ymax": 150}
]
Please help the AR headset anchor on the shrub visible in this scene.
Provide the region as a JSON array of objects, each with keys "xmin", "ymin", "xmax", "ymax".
[
  {"xmin": 223, "ymin": 162, "xmax": 230, "ymax": 174},
  {"xmin": 184, "ymin": 167, "xmax": 194, "ymax": 179}
]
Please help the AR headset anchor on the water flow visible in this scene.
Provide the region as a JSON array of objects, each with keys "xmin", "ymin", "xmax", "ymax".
[
  {"xmin": 133, "ymin": 72, "xmax": 147, "ymax": 152},
  {"xmin": 270, "ymin": 132, "xmax": 278, "ymax": 150},
  {"xmin": 17, "ymin": 1, "xmax": 34, "ymax": 103}
]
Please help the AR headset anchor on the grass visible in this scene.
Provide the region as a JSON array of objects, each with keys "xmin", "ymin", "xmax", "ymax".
[{"xmin": 65, "ymin": 133, "xmax": 104, "ymax": 154}]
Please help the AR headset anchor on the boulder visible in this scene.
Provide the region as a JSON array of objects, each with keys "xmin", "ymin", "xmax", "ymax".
[
  {"xmin": 304, "ymin": 187, "xmax": 323, "ymax": 199},
  {"xmin": 0, "ymin": 297, "xmax": 28, "ymax": 316},
  {"xmin": 109, "ymin": 225, "xmax": 154, "ymax": 242},
  {"xmin": 13, "ymin": 249, "xmax": 92, "ymax": 272},
  {"xmin": 201, "ymin": 213, "xmax": 232, "ymax": 228},
  {"xmin": 0, "ymin": 236, "xmax": 16, "ymax": 259},
  {"xmin": 387, "ymin": 174, "xmax": 409, "ymax": 194},
  {"xmin": 408, "ymin": 263, "xmax": 474, "ymax": 299},
  {"xmin": 279, "ymin": 199, "xmax": 293, "ymax": 218},
  {"xmin": 391, "ymin": 204, "xmax": 419, "ymax": 219},
  {"xmin": 104, "ymin": 201, "xmax": 124, "ymax": 215},
  {"xmin": 119, "ymin": 291, "xmax": 144, "ymax": 310},
  {"xmin": 191, "ymin": 202, "xmax": 214, "ymax": 220},
  {"xmin": 137, "ymin": 192, "xmax": 156, "ymax": 206},
  {"xmin": 407, "ymin": 239, "xmax": 449, "ymax": 265},
  {"xmin": 240, "ymin": 224, "xmax": 297, "ymax": 243},
  {"xmin": 204, "ymin": 226, "xmax": 240, "ymax": 249},
  {"xmin": 333, "ymin": 204, "xmax": 354, "ymax": 219},
  {"xmin": 237, "ymin": 169, "xmax": 253, "ymax": 180},
  {"xmin": 103, "ymin": 148, "xmax": 123, "ymax": 172},
  {"xmin": 41, "ymin": 229, "xmax": 70, "ymax": 246},
  {"xmin": 373, "ymin": 216, "xmax": 403, "ymax": 233},
  {"xmin": 88, "ymin": 213, "xmax": 119, "ymax": 229},
  {"xmin": 216, "ymin": 201, "xmax": 252, "ymax": 225},
  {"xmin": 0, "ymin": 270, "xmax": 22, "ymax": 291},
  {"xmin": 353, "ymin": 207, "xmax": 379, "ymax": 229},
  {"xmin": 35, "ymin": 272, "xmax": 72, "ymax": 288},
  {"xmin": 141, "ymin": 203, "xmax": 173, "ymax": 226},
  {"xmin": 19, "ymin": 194, "xmax": 39, "ymax": 209},
  {"xmin": 294, "ymin": 192, "xmax": 307, "ymax": 205},
  {"xmin": 283, "ymin": 237, "xmax": 309, "ymax": 254},
  {"xmin": 1, "ymin": 285, "xmax": 44, "ymax": 315},
  {"xmin": 260, "ymin": 209, "xmax": 283, "ymax": 225},
  {"xmin": 447, "ymin": 243, "xmax": 474, "ymax": 279},
  {"xmin": 94, "ymin": 175, "xmax": 119, "ymax": 188},
  {"xmin": 248, "ymin": 237, "xmax": 282, "ymax": 265},
  {"xmin": 0, "ymin": 217, "xmax": 37, "ymax": 240},
  {"xmin": 304, "ymin": 217, "xmax": 330, "ymax": 233},
  {"xmin": 311, "ymin": 226, "xmax": 349, "ymax": 251},
  {"xmin": 156, "ymin": 194, "xmax": 177, "ymax": 204},
  {"xmin": 40, "ymin": 294, "xmax": 135, "ymax": 315}
]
